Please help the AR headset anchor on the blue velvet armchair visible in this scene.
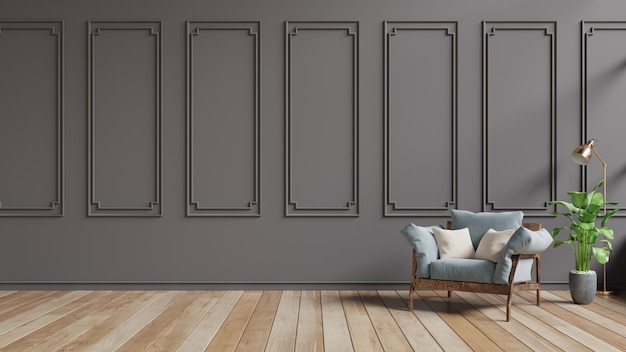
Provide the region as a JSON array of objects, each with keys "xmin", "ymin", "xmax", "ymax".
[{"xmin": 401, "ymin": 210, "xmax": 553, "ymax": 321}]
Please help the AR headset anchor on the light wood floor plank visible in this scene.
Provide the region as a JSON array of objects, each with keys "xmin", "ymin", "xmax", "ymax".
[
  {"xmin": 553, "ymin": 290, "xmax": 626, "ymax": 322},
  {"xmin": 58, "ymin": 291, "xmax": 164, "ymax": 351},
  {"xmin": 359, "ymin": 290, "xmax": 412, "ymax": 351},
  {"xmin": 206, "ymin": 291, "xmax": 263, "ymax": 352},
  {"xmin": 542, "ymin": 291, "xmax": 626, "ymax": 325},
  {"xmin": 604, "ymin": 292, "xmax": 626, "ymax": 304},
  {"xmin": 455, "ymin": 291, "xmax": 560, "ymax": 352},
  {"xmin": 175, "ymin": 290, "xmax": 244, "ymax": 352},
  {"xmin": 398, "ymin": 290, "xmax": 472, "ymax": 351},
  {"xmin": 0, "ymin": 291, "xmax": 17, "ymax": 300},
  {"xmin": 0, "ymin": 291, "xmax": 89, "ymax": 335},
  {"xmin": 509, "ymin": 293, "xmax": 623, "ymax": 352},
  {"xmin": 434, "ymin": 291, "xmax": 533, "ymax": 352},
  {"xmin": 116, "ymin": 291, "xmax": 207, "ymax": 352},
  {"xmin": 295, "ymin": 290, "xmax": 324, "ymax": 352},
  {"xmin": 0, "ymin": 291, "xmax": 72, "ymax": 329},
  {"xmin": 417, "ymin": 291, "xmax": 503, "ymax": 352},
  {"xmin": 0, "ymin": 291, "xmax": 112, "ymax": 350},
  {"xmin": 340, "ymin": 291, "xmax": 383, "ymax": 352},
  {"xmin": 23, "ymin": 313, "xmax": 111, "ymax": 352},
  {"xmin": 377, "ymin": 290, "xmax": 443, "ymax": 352},
  {"xmin": 541, "ymin": 290, "xmax": 626, "ymax": 331},
  {"xmin": 519, "ymin": 291, "xmax": 626, "ymax": 348},
  {"xmin": 0, "ymin": 289, "xmax": 623, "ymax": 351},
  {"xmin": 235, "ymin": 290, "xmax": 281, "ymax": 352},
  {"xmin": 266, "ymin": 290, "xmax": 301, "ymax": 351},
  {"xmin": 83, "ymin": 291, "xmax": 183, "ymax": 352},
  {"xmin": 320, "ymin": 290, "xmax": 353, "ymax": 351},
  {"xmin": 146, "ymin": 291, "xmax": 224, "ymax": 352},
  {"xmin": 0, "ymin": 291, "xmax": 55, "ymax": 316},
  {"xmin": 4, "ymin": 291, "xmax": 133, "ymax": 352},
  {"xmin": 477, "ymin": 292, "xmax": 594, "ymax": 352}
]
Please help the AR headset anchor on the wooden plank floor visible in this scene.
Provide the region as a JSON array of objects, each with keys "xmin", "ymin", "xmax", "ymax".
[{"xmin": 0, "ymin": 290, "xmax": 624, "ymax": 351}]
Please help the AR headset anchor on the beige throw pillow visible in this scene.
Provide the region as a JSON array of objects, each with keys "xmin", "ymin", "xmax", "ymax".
[
  {"xmin": 432, "ymin": 227, "xmax": 475, "ymax": 259},
  {"xmin": 475, "ymin": 228, "xmax": 516, "ymax": 262}
]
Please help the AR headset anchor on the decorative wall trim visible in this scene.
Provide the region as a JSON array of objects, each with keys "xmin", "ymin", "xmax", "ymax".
[
  {"xmin": 0, "ymin": 21, "xmax": 64, "ymax": 217},
  {"xmin": 285, "ymin": 21, "xmax": 359, "ymax": 217},
  {"xmin": 383, "ymin": 21, "xmax": 458, "ymax": 217},
  {"xmin": 482, "ymin": 21, "xmax": 557, "ymax": 216},
  {"xmin": 88, "ymin": 21, "xmax": 163, "ymax": 216},
  {"xmin": 581, "ymin": 21, "xmax": 626, "ymax": 216},
  {"xmin": 186, "ymin": 21, "xmax": 261, "ymax": 217}
]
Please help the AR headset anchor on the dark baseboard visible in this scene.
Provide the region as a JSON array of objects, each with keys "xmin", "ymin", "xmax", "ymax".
[
  {"xmin": 0, "ymin": 281, "xmax": 578, "ymax": 291},
  {"xmin": 0, "ymin": 281, "xmax": 410, "ymax": 290}
]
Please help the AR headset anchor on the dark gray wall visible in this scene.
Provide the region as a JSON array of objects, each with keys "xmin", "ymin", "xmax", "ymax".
[{"xmin": 1, "ymin": 0, "xmax": 626, "ymax": 289}]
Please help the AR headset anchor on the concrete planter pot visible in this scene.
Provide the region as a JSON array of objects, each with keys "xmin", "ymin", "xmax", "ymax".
[{"xmin": 569, "ymin": 270, "xmax": 597, "ymax": 305}]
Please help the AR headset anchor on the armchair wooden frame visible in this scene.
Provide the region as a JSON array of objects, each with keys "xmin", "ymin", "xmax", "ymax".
[{"xmin": 408, "ymin": 223, "xmax": 542, "ymax": 322}]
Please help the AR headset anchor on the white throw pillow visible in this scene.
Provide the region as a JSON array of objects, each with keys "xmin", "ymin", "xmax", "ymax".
[
  {"xmin": 432, "ymin": 227, "xmax": 475, "ymax": 259},
  {"xmin": 475, "ymin": 228, "xmax": 516, "ymax": 262}
]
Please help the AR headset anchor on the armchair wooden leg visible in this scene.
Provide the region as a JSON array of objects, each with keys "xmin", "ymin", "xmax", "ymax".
[
  {"xmin": 447, "ymin": 291, "xmax": 452, "ymax": 298},
  {"xmin": 536, "ymin": 255, "xmax": 541, "ymax": 306},
  {"xmin": 409, "ymin": 249, "xmax": 416, "ymax": 311},
  {"xmin": 506, "ymin": 293, "xmax": 513, "ymax": 322},
  {"xmin": 536, "ymin": 288, "xmax": 541, "ymax": 306}
]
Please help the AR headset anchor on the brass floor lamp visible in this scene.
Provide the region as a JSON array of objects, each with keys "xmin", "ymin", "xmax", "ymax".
[{"xmin": 571, "ymin": 139, "xmax": 618, "ymax": 295}]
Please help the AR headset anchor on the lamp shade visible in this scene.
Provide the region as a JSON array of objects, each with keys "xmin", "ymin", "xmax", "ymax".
[{"xmin": 571, "ymin": 139, "xmax": 595, "ymax": 166}]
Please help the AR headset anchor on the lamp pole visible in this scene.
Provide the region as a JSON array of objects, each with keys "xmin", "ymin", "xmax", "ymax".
[{"xmin": 590, "ymin": 146, "xmax": 611, "ymax": 295}]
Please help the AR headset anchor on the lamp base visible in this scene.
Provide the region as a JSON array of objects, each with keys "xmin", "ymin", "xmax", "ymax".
[{"xmin": 596, "ymin": 290, "xmax": 619, "ymax": 296}]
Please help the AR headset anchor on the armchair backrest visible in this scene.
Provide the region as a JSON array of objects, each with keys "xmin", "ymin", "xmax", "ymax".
[{"xmin": 446, "ymin": 221, "xmax": 541, "ymax": 231}]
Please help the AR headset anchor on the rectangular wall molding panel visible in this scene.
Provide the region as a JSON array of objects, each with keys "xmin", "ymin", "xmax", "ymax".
[
  {"xmin": 186, "ymin": 21, "xmax": 261, "ymax": 216},
  {"xmin": 285, "ymin": 21, "xmax": 359, "ymax": 217},
  {"xmin": 482, "ymin": 21, "xmax": 557, "ymax": 216},
  {"xmin": 582, "ymin": 21, "xmax": 626, "ymax": 216},
  {"xmin": 88, "ymin": 21, "xmax": 163, "ymax": 216},
  {"xmin": 0, "ymin": 21, "xmax": 64, "ymax": 216},
  {"xmin": 383, "ymin": 21, "xmax": 458, "ymax": 217}
]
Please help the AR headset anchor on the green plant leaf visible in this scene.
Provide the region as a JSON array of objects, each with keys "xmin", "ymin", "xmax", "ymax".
[
  {"xmin": 585, "ymin": 203, "xmax": 601, "ymax": 215},
  {"xmin": 589, "ymin": 192, "xmax": 604, "ymax": 207},
  {"xmin": 578, "ymin": 209, "xmax": 597, "ymax": 223},
  {"xmin": 551, "ymin": 200, "xmax": 579, "ymax": 214},
  {"xmin": 601, "ymin": 239, "xmax": 614, "ymax": 252},
  {"xmin": 553, "ymin": 240, "xmax": 569, "ymax": 248},
  {"xmin": 601, "ymin": 208, "xmax": 619, "ymax": 227},
  {"xmin": 568, "ymin": 191, "xmax": 587, "ymax": 208},
  {"xmin": 592, "ymin": 180, "xmax": 604, "ymax": 193},
  {"xmin": 597, "ymin": 227, "xmax": 614, "ymax": 240},
  {"xmin": 593, "ymin": 247, "xmax": 610, "ymax": 264},
  {"xmin": 552, "ymin": 211, "xmax": 573, "ymax": 222},
  {"xmin": 588, "ymin": 230, "xmax": 599, "ymax": 245}
]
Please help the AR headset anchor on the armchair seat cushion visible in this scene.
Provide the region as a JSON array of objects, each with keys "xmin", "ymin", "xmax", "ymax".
[{"xmin": 430, "ymin": 258, "xmax": 495, "ymax": 284}]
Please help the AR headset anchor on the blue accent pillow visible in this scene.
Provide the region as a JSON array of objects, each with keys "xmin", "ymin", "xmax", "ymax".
[
  {"xmin": 450, "ymin": 209, "xmax": 524, "ymax": 249},
  {"xmin": 400, "ymin": 223, "xmax": 443, "ymax": 278}
]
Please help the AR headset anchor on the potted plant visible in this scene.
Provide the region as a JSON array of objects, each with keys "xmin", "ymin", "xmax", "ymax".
[{"xmin": 550, "ymin": 180, "xmax": 617, "ymax": 304}]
